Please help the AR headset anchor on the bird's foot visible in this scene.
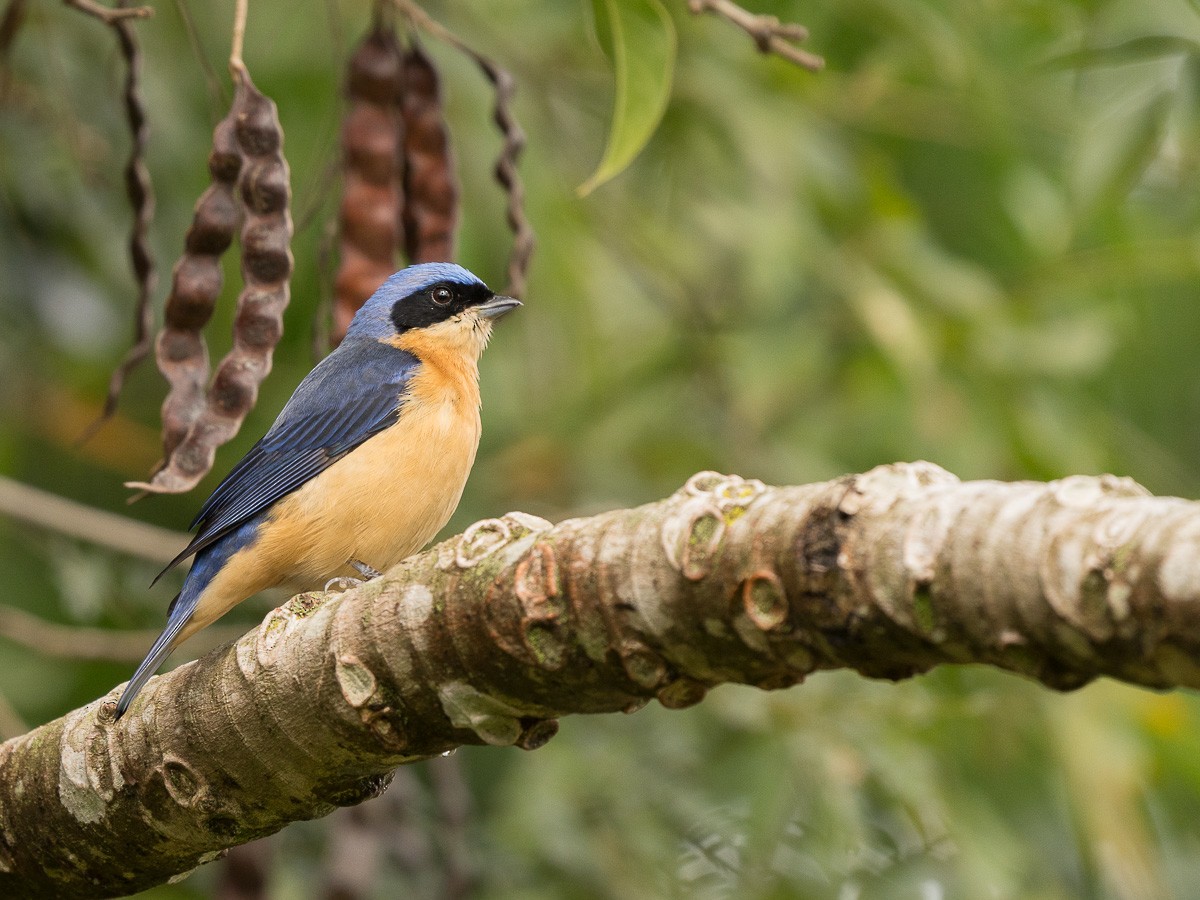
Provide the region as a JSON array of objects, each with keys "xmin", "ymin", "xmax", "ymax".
[
  {"xmin": 348, "ymin": 558, "xmax": 383, "ymax": 580},
  {"xmin": 323, "ymin": 559, "xmax": 384, "ymax": 593}
]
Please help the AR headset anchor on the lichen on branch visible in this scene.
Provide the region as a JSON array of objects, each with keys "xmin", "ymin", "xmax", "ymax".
[{"xmin": 2, "ymin": 462, "xmax": 1200, "ymax": 896}]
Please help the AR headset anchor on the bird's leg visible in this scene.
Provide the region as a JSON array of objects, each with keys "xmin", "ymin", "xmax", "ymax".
[
  {"xmin": 323, "ymin": 558, "xmax": 384, "ymax": 593},
  {"xmin": 348, "ymin": 558, "xmax": 383, "ymax": 579}
]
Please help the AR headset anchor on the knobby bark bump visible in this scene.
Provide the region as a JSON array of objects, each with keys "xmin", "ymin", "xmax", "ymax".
[{"xmin": 3, "ymin": 462, "xmax": 1199, "ymax": 897}]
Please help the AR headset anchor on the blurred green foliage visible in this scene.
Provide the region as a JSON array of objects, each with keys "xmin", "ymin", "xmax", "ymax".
[{"xmin": 3, "ymin": 0, "xmax": 1200, "ymax": 896}]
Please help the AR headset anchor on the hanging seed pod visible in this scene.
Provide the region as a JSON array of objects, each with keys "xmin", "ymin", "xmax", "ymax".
[
  {"xmin": 400, "ymin": 41, "xmax": 458, "ymax": 265},
  {"xmin": 333, "ymin": 26, "xmax": 405, "ymax": 344},
  {"xmin": 130, "ymin": 71, "xmax": 292, "ymax": 494},
  {"xmin": 75, "ymin": 13, "xmax": 158, "ymax": 445},
  {"xmin": 387, "ymin": 2, "xmax": 534, "ymax": 297},
  {"xmin": 153, "ymin": 108, "xmax": 243, "ymax": 461}
]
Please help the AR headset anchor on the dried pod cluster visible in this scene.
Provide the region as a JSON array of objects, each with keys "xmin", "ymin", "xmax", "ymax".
[
  {"xmin": 126, "ymin": 13, "xmax": 534, "ymax": 493},
  {"xmin": 477, "ymin": 58, "xmax": 533, "ymax": 299},
  {"xmin": 334, "ymin": 27, "xmax": 405, "ymax": 342},
  {"xmin": 400, "ymin": 43, "xmax": 458, "ymax": 265},
  {"xmin": 332, "ymin": 26, "xmax": 460, "ymax": 343},
  {"xmin": 131, "ymin": 70, "xmax": 293, "ymax": 495},
  {"xmin": 154, "ymin": 113, "xmax": 242, "ymax": 461}
]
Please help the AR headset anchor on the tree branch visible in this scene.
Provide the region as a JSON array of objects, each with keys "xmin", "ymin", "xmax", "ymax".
[
  {"xmin": 687, "ymin": 0, "xmax": 824, "ymax": 72},
  {"xmin": 63, "ymin": 0, "xmax": 151, "ymax": 24},
  {"xmin": 3, "ymin": 462, "xmax": 1199, "ymax": 896},
  {"xmin": 0, "ymin": 475, "xmax": 186, "ymax": 565}
]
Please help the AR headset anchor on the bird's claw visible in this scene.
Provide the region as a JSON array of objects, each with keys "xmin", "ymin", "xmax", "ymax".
[{"xmin": 324, "ymin": 559, "xmax": 383, "ymax": 593}]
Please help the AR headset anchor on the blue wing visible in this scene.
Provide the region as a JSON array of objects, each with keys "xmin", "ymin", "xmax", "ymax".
[{"xmin": 155, "ymin": 339, "xmax": 421, "ymax": 581}]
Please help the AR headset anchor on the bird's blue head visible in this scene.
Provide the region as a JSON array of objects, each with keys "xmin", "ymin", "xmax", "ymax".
[{"xmin": 344, "ymin": 263, "xmax": 519, "ymax": 342}]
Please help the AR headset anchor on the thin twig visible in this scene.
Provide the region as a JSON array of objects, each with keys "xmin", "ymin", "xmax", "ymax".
[
  {"xmin": 229, "ymin": 0, "xmax": 248, "ymax": 80},
  {"xmin": 63, "ymin": 0, "xmax": 151, "ymax": 24},
  {"xmin": 295, "ymin": 151, "xmax": 341, "ymax": 236},
  {"xmin": 393, "ymin": 0, "xmax": 535, "ymax": 298},
  {"xmin": 0, "ymin": 475, "xmax": 185, "ymax": 564},
  {"xmin": 687, "ymin": 0, "xmax": 824, "ymax": 71},
  {"xmin": 174, "ymin": 0, "xmax": 226, "ymax": 117},
  {"xmin": 312, "ymin": 216, "xmax": 338, "ymax": 359}
]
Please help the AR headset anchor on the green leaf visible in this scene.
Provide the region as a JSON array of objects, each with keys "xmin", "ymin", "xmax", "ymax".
[
  {"xmin": 590, "ymin": 0, "xmax": 615, "ymax": 60},
  {"xmin": 1073, "ymin": 89, "xmax": 1173, "ymax": 212},
  {"xmin": 1044, "ymin": 35, "xmax": 1200, "ymax": 71},
  {"xmin": 578, "ymin": 0, "xmax": 677, "ymax": 196},
  {"xmin": 1101, "ymin": 89, "xmax": 1174, "ymax": 198}
]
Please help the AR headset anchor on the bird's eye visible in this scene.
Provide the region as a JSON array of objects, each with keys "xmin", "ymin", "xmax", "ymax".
[{"xmin": 432, "ymin": 287, "xmax": 454, "ymax": 306}]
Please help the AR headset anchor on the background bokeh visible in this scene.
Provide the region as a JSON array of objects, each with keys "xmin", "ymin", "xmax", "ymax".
[{"xmin": 3, "ymin": 0, "xmax": 1200, "ymax": 896}]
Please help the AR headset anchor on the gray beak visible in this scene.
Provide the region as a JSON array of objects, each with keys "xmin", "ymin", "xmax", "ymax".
[{"xmin": 476, "ymin": 295, "xmax": 522, "ymax": 320}]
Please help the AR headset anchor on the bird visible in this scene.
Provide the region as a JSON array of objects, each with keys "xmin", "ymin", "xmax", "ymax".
[{"xmin": 114, "ymin": 262, "xmax": 521, "ymax": 719}]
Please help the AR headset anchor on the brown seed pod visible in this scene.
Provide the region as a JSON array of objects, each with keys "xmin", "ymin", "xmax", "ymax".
[
  {"xmin": 394, "ymin": 2, "xmax": 534, "ymax": 298},
  {"xmin": 130, "ymin": 71, "xmax": 292, "ymax": 494},
  {"xmin": 153, "ymin": 109, "xmax": 243, "ymax": 462},
  {"xmin": 332, "ymin": 26, "xmax": 405, "ymax": 345},
  {"xmin": 483, "ymin": 60, "xmax": 534, "ymax": 299},
  {"xmin": 400, "ymin": 41, "xmax": 458, "ymax": 265}
]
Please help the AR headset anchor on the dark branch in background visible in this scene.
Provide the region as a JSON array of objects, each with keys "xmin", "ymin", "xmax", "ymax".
[
  {"xmin": 396, "ymin": 0, "xmax": 535, "ymax": 299},
  {"xmin": 0, "ymin": 476, "xmax": 240, "ymax": 660},
  {"xmin": 321, "ymin": 801, "xmax": 386, "ymax": 899},
  {"xmin": 215, "ymin": 838, "xmax": 272, "ymax": 900},
  {"xmin": 384, "ymin": 770, "xmax": 437, "ymax": 881},
  {"xmin": 687, "ymin": 0, "xmax": 824, "ymax": 72},
  {"xmin": 428, "ymin": 754, "xmax": 477, "ymax": 899},
  {"xmin": 72, "ymin": 0, "xmax": 158, "ymax": 445},
  {"xmin": 0, "ymin": 606, "xmax": 164, "ymax": 662},
  {"xmin": 0, "ymin": 604, "xmax": 245, "ymax": 664}
]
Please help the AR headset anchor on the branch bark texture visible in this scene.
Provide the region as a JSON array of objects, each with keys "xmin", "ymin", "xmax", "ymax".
[{"xmin": 3, "ymin": 462, "xmax": 1199, "ymax": 896}]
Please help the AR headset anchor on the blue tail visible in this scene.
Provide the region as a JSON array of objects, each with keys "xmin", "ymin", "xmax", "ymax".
[
  {"xmin": 114, "ymin": 592, "xmax": 193, "ymax": 719},
  {"xmin": 115, "ymin": 513, "xmax": 266, "ymax": 719}
]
